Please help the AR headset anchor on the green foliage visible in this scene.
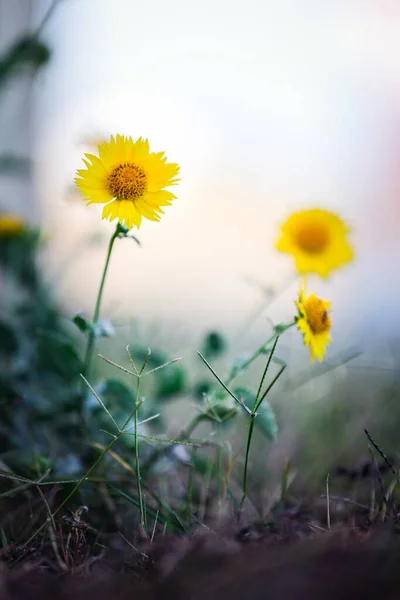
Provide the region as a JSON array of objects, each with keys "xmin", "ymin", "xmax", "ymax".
[
  {"xmin": 0, "ymin": 154, "xmax": 30, "ymax": 177},
  {"xmin": 128, "ymin": 347, "xmax": 187, "ymax": 398},
  {"xmin": 73, "ymin": 313, "xmax": 115, "ymax": 338},
  {"xmin": 156, "ymin": 361, "xmax": 186, "ymax": 397},
  {"xmin": 202, "ymin": 403, "xmax": 238, "ymax": 424},
  {"xmin": 0, "ymin": 215, "xmax": 292, "ymax": 544},
  {"xmin": 37, "ymin": 332, "xmax": 83, "ymax": 382},
  {"xmin": 0, "ymin": 36, "xmax": 50, "ymax": 88},
  {"xmin": 201, "ymin": 331, "xmax": 227, "ymax": 359},
  {"xmin": 0, "ymin": 323, "xmax": 18, "ymax": 358},
  {"xmin": 0, "ymin": 228, "xmax": 40, "ymax": 288},
  {"xmin": 234, "ymin": 387, "xmax": 278, "ymax": 440},
  {"xmin": 254, "ymin": 404, "xmax": 279, "ymax": 440},
  {"xmin": 73, "ymin": 313, "xmax": 92, "ymax": 334},
  {"xmin": 3, "ymin": 0, "xmax": 399, "ymax": 553}
]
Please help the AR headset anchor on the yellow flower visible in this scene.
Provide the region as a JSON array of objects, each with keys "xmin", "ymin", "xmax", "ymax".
[
  {"xmin": 276, "ymin": 208, "xmax": 353, "ymax": 278},
  {"xmin": 0, "ymin": 214, "xmax": 25, "ymax": 237},
  {"xmin": 75, "ymin": 135, "xmax": 180, "ymax": 229},
  {"xmin": 296, "ymin": 286, "xmax": 332, "ymax": 362}
]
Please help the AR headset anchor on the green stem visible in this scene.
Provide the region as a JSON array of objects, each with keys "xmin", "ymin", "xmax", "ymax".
[
  {"xmin": 239, "ymin": 335, "xmax": 282, "ymax": 512},
  {"xmin": 186, "ymin": 448, "xmax": 196, "ymax": 523},
  {"xmin": 23, "ymin": 387, "xmax": 144, "ymax": 547},
  {"xmin": 81, "ymin": 224, "xmax": 120, "ymax": 387},
  {"xmin": 239, "ymin": 416, "xmax": 256, "ymax": 511},
  {"xmin": 217, "ymin": 432, "xmax": 223, "ymax": 508},
  {"xmin": 141, "ymin": 413, "xmax": 203, "ymax": 475},
  {"xmin": 255, "ymin": 335, "xmax": 280, "ymax": 403},
  {"xmin": 134, "ymin": 379, "xmax": 145, "ymax": 528}
]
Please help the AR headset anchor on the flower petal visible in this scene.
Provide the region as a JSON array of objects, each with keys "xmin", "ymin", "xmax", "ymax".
[{"xmin": 77, "ymin": 134, "xmax": 179, "ymax": 225}]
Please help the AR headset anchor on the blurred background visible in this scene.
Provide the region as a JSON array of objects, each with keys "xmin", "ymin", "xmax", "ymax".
[
  {"xmin": 0, "ymin": 0, "xmax": 399, "ymax": 492},
  {"xmin": 2, "ymin": 0, "xmax": 400, "ymax": 334}
]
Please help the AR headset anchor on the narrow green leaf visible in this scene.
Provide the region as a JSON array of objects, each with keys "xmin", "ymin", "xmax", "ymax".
[
  {"xmin": 197, "ymin": 352, "xmax": 252, "ymax": 415},
  {"xmin": 108, "ymin": 485, "xmax": 184, "ymax": 533}
]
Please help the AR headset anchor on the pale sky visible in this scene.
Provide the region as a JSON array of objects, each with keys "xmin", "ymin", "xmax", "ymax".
[{"xmin": 29, "ymin": 0, "xmax": 400, "ymax": 357}]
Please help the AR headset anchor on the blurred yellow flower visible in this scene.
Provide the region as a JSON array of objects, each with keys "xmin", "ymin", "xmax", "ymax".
[
  {"xmin": 0, "ymin": 214, "xmax": 25, "ymax": 237},
  {"xmin": 75, "ymin": 135, "xmax": 180, "ymax": 230},
  {"xmin": 276, "ymin": 208, "xmax": 353, "ymax": 278},
  {"xmin": 296, "ymin": 286, "xmax": 332, "ymax": 362}
]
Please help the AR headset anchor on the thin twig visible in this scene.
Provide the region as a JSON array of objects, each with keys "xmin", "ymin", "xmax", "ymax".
[
  {"xmin": 320, "ymin": 494, "xmax": 370, "ymax": 511},
  {"xmin": 365, "ymin": 429, "xmax": 398, "ymax": 479},
  {"xmin": 326, "ymin": 473, "xmax": 331, "ymax": 531},
  {"xmin": 35, "ymin": 0, "xmax": 61, "ymax": 37},
  {"xmin": 370, "ymin": 449, "xmax": 388, "ymax": 507}
]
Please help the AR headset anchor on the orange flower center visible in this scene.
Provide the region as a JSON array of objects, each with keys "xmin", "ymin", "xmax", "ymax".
[
  {"xmin": 107, "ymin": 163, "xmax": 147, "ymax": 200},
  {"xmin": 295, "ymin": 223, "xmax": 330, "ymax": 254},
  {"xmin": 304, "ymin": 295, "xmax": 331, "ymax": 334}
]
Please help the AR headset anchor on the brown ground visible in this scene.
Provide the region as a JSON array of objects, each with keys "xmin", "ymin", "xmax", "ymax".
[{"xmin": 1, "ymin": 511, "xmax": 400, "ymax": 600}]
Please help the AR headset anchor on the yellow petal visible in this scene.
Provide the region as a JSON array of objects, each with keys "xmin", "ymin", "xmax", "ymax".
[{"xmin": 77, "ymin": 134, "xmax": 180, "ymax": 226}]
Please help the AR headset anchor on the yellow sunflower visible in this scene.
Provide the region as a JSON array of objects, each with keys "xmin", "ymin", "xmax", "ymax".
[
  {"xmin": 295, "ymin": 285, "xmax": 332, "ymax": 362},
  {"xmin": 75, "ymin": 135, "xmax": 180, "ymax": 229},
  {"xmin": 276, "ymin": 208, "xmax": 353, "ymax": 278},
  {"xmin": 0, "ymin": 214, "xmax": 25, "ymax": 237}
]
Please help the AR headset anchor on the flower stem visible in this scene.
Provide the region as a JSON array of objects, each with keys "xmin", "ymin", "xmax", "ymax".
[{"xmin": 81, "ymin": 224, "xmax": 120, "ymax": 388}]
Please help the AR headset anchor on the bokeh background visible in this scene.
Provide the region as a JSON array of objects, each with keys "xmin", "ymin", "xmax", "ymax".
[{"xmin": 1, "ymin": 0, "xmax": 400, "ymax": 487}]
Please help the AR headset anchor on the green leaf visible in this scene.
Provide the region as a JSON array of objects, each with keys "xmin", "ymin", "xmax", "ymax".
[
  {"xmin": 233, "ymin": 386, "xmax": 278, "ymax": 439},
  {"xmin": 72, "ymin": 313, "xmax": 91, "ymax": 333},
  {"xmin": 73, "ymin": 314, "xmax": 114, "ymax": 338},
  {"xmin": 0, "ymin": 323, "xmax": 18, "ymax": 357},
  {"xmin": 193, "ymin": 380, "xmax": 213, "ymax": 401},
  {"xmin": 96, "ymin": 379, "xmax": 134, "ymax": 412},
  {"xmin": 0, "ymin": 36, "xmax": 51, "ymax": 88},
  {"xmin": 36, "ymin": 333, "xmax": 83, "ymax": 381},
  {"xmin": 254, "ymin": 403, "xmax": 278, "ymax": 440},
  {"xmin": 156, "ymin": 363, "xmax": 187, "ymax": 397},
  {"xmin": 233, "ymin": 387, "xmax": 257, "ymax": 411},
  {"xmin": 201, "ymin": 331, "xmax": 227, "ymax": 359},
  {"xmin": 201, "ymin": 404, "xmax": 238, "ymax": 424}
]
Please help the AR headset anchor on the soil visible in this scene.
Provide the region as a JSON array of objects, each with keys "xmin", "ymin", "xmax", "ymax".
[{"xmin": 1, "ymin": 494, "xmax": 400, "ymax": 600}]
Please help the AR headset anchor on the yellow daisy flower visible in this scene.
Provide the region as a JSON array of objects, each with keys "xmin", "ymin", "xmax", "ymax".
[
  {"xmin": 75, "ymin": 135, "xmax": 180, "ymax": 230},
  {"xmin": 276, "ymin": 208, "xmax": 353, "ymax": 278},
  {"xmin": 296, "ymin": 286, "xmax": 332, "ymax": 362},
  {"xmin": 0, "ymin": 214, "xmax": 25, "ymax": 237}
]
